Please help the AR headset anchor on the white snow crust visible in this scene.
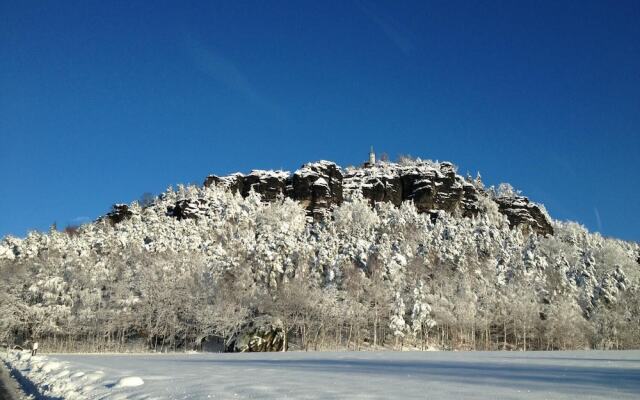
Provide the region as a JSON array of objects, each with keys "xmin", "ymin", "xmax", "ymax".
[
  {"xmin": 248, "ymin": 169, "xmax": 290, "ymax": 180},
  {"xmin": 2, "ymin": 350, "xmax": 639, "ymax": 399},
  {"xmin": 115, "ymin": 376, "xmax": 144, "ymax": 388}
]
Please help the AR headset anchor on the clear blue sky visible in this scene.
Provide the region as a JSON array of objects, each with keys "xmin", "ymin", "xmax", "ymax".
[{"xmin": 1, "ymin": 1, "xmax": 639, "ymax": 241}]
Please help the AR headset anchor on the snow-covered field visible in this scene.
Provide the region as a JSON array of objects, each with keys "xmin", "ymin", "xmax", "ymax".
[{"xmin": 2, "ymin": 350, "xmax": 640, "ymax": 399}]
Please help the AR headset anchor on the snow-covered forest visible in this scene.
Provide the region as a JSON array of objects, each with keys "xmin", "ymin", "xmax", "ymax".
[{"xmin": 1, "ymin": 159, "xmax": 639, "ymax": 352}]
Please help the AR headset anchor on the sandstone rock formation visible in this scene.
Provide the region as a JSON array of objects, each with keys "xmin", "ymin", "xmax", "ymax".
[
  {"xmin": 494, "ymin": 196, "xmax": 554, "ymax": 236},
  {"xmin": 343, "ymin": 161, "xmax": 480, "ymax": 217},
  {"xmin": 291, "ymin": 161, "xmax": 343, "ymax": 219},
  {"xmin": 169, "ymin": 198, "xmax": 208, "ymax": 220},
  {"xmin": 197, "ymin": 159, "xmax": 552, "ymax": 235}
]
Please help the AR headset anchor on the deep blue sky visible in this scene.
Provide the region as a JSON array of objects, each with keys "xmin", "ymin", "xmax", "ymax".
[{"xmin": 1, "ymin": 1, "xmax": 639, "ymax": 241}]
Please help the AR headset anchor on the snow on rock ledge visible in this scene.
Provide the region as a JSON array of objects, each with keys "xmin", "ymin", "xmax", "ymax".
[
  {"xmin": 292, "ymin": 161, "xmax": 344, "ymax": 219},
  {"xmin": 494, "ymin": 195, "xmax": 554, "ymax": 236},
  {"xmin": 342, "ymin": 160, "xmax": 481, "ymax": 218},
  {"xmin": 177, "ymin": 159, "xmax": 552, "ymax": 235}
]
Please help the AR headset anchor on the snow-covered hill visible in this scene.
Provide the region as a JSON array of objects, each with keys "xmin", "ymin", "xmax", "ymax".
[{"xmin": 0, "ymin": 158, "xmax": 638, "ymax": 352}]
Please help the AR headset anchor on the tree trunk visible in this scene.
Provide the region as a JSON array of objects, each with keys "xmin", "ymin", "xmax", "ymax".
[
  {"xmin": 373, "ymin": 311, "xmax": 378, "ymax": 348},
  {"xmin": 282, "ymin": 324, "xmax": 287, "ymax": 352},
  {"xmin": 503, "ymin": 322, "xmax": 507, "ymax": 350},
  {"xmin": 523, "ymin": 322, "xmax": 527, "ymax": 351}
]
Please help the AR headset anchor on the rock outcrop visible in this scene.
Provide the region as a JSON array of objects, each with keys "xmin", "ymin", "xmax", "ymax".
[
  {"xmin": 343, "ymin": 161, "xmax": 480, "ymax": 217},
  {"xmin": 205, "ymin": 162, "xmax": 344, "ymax": 220},
  {"xmin": 240, "ymin": 170, "xmax": 291, "ymax": 201},
  {"xmin": 201, "ymin": 160, "xmax": 552, "ymax": 235},
  {"xmin": 205, "ymin": 171, "xmax": 291, "ymax": 201},
  {"xmin": 494, "ymin": 196, "xmax": 554, "ymax": 236},
  {"xmin": 169, "ymin": 198, "xmax": 208, "ymax": 220},
  {"xmin": 204, "ymin": 173, "xmax": 245, "ymax": 194},
  {"xmin": 291, "ymin": 161, "xmax": 343, "ymax": 219}
]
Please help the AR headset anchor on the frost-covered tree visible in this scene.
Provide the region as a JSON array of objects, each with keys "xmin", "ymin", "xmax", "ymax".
[
  {"xmin": 411, "ymin": 280, "xmax": 436, "ymax": 350},
  {"xmin": 389, "ymin": 292, "xmax": 407, "ymax": 349}
]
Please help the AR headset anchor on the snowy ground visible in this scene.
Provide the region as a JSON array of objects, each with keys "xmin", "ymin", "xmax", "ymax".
[
  {"xmin": 2, "ymin": 350, "xmax": 640, "ymax": 399},
  {"xmin": 0, "ymin": 359, "xmax": 25, "ymax": 400}
]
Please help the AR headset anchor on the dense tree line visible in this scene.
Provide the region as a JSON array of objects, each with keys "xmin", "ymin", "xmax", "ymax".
[{"xmin": 1, "ymin": 175, "xmax": 638, "ymax": 352}]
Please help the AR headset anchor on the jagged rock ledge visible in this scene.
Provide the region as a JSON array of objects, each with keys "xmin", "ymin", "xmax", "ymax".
[
  {"xmin": 494, "ymin": 196, "xmax": 554, "ymax": 236},
  {"xmin": 200, "ymin": 160, "xmax": 553, "ymax": 236},
  {"xmin": 99, "ymin": 160, "xmax": 553, "ymax": 235}
]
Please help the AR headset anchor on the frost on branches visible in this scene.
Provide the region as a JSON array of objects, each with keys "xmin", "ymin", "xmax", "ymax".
[{"xmin": 0, "ymin": 171, "xmax": 639, "ymax": 352}]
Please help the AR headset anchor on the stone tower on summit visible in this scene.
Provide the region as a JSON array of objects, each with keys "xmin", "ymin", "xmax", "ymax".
[{"xmin": 365, "ymin": 146, "xmax": 376, "ymax": 167}]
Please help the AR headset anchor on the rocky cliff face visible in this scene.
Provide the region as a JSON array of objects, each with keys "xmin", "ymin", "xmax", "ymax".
[
  {"xmin": 342, "ymin": 161, "xmax": 480, "ymax": 217},
  {"xmin": 494, "ymin": 196, "xmax": 554, "ymax": 235},
  {"xmin": 291, "ymin": 161, "xmax": 344, "ymax": 219},
  {"xmin": 93, "ymin": 161, "xmax": 554, "ymax": 237},
  {"xmin": 169, "ymin": 198, "xmax": 209, "ymax": 220},
  {"xmin": 199, "ymin": 160, "xmax": 554, "ymax": 236}
]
